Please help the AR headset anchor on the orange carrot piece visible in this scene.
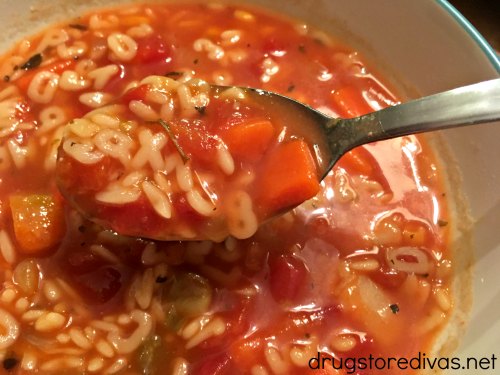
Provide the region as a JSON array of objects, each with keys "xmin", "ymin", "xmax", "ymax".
[
  {"xmin": 9, "ymin": 194, "xmax": 66, "ymax": 254},
  {"xmin": 222, "ymin": 119, "xmax": 275, "ymax": 161},
  {"xmin": 331, "ymin": 86, "xmax": 373, "ymax": 118},
  {"xmin": 15, "ymin": 59, "xmax": 75, "ymax": 92},
  {"xmin": 337, "ymin": 146, "xmax": 374, "ymax": 176},
  {"xmin": 257, "ymin": 139, "xmax": 319, "ymax": 214}
]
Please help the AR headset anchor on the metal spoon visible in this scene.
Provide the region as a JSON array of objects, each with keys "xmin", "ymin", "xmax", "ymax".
[{"xmin": 235, "ymin": 78, "xmax": 500, "ymax": 179}]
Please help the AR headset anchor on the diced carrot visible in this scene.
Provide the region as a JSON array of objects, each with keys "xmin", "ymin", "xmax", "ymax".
[
  {"xmin": 222, "ymin": 119, "xmax": 275, "ymax": 161},
  {"xmin": 9, "ymin": 194, "xmax": 66, "ymax": 254},
  {"xmin": 330, "ymin": 86, "xmax": 373, "ymax": 118},
  {"xmin": 337, "ymin": 146, "xmax": 374, "ymax": 176},
  {"xmin": 257, "ymin": 139, "xmax": 319, "ymax": 215},
  {"xmin": 15, "ymin": 59, "xmax": 75, "ymax": 92}
]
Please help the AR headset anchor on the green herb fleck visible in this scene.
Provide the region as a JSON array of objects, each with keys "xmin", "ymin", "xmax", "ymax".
[
  {"xmin": 20, "ymin": 53, "xmax": 42, "ymax": 70},
  {"xmin": 298, "ymin": 44, "xmax": 306, "ymax": 53},
  {"xmin": 389, "ymin": 304, "xmax": 399, "ymax": 314},
  {"xmin": 157, "ymin": 119, "xmax": 190, "ymax": 163},
  {"xmin": 287, "ymin": 84, "xmax": 295, "ymax": 93}
]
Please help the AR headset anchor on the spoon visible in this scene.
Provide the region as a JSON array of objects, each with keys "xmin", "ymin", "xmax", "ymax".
[
  {"xmin": 237, "ymin": 78, "xmax": 500, "ymax": 180},
  {"xmin": 56, "ymin": 78, "xmax": 500, "ymax": 241}
]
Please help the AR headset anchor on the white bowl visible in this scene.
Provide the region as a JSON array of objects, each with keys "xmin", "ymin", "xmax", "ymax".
[{"xmin": 1, "ymin": 0, "xmax": 498, "ymax": 372}]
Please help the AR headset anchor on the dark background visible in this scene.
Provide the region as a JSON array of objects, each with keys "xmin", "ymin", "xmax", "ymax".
[{"xmin": 449, "ymin": 0, "xmax": 500, "ymax": 51}]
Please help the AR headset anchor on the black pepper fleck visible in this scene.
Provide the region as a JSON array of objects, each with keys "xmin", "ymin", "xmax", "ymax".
[
  {"xmin": 389, "ymin": 304, "xmax": 399, "ymax": 314},
  {"xmin": 156, "ymin": 276, "xmax": 168, "ymax": 283},
  {"xmin": 20, "ymin": 53, "xmax": 43, "ymax": 70},
  {"xmin": 165, "ymin": 71, "xmax": 183, "ymax": 79},
  {"xmin": 194, "ymin": 106, "xmax": 206, "ymax": 115},
  {"xmin": 3, "ymin": 357, "xmax": 18, "ymax": 371}
]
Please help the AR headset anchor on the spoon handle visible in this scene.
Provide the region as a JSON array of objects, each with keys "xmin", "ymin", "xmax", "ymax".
[{"xmin": 323, "ymin": 78, "xmax": 500, "ymax": 174}]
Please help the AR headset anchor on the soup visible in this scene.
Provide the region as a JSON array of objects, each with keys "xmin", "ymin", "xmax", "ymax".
[
  {"xmin": 0, "ymin": 2, "xmax": 454, "ymax": 374},
  {"xmin": 55, "ymin": 79, "xmax": 325, "ymax": 242}
]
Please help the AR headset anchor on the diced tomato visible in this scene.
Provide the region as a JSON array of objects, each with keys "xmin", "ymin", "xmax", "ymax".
[
  {"xmin": 9, "ymin": 194, "xmax": 66, "ymax": 254},
  {"xmin": 230, "ymin": 335, "xmax": 264, "ymax": 369},
  {"xmin": 66, "ymin": 249, "xmax": 103, "ymax": 275},
  {"xmin": 370, "ymin": 266, "xmax": 407, "ymax": 290},
  {"xmin": 192, "ymin": 353, "xmax": 234, "ymax": 375},
  {"xmin": 56, "ymin": 153, "xmax": 118, "ymax": 193},
  {"xmin": 172, "ymin": 194, "xmax": 206, "ymax": 224},
  {"xmin": 306, "ymin": 365, "xmax": 346, "ymax": 375},
  {"xmin": 121, "ymin": 84, "xmax": 150, "ymax": 104},
  {"xmin": 98, "ymin": 197, "xmax": 165, "ymax": 239},
  {"xmin": 268, "ymin": 254, "xmax": 308, "ymax": 303},
  {"xmin": 222, "ymin": 119, "xmax": 275, "ymax": 161},
  {"xmin": 256, "ymin": 139, "xmax": 320, "ymax": 216},
  {"xmin": 73, "ymin": 266, "xmax": 122, "ymax": 304},
  {"xmin": 134, "ymin": 35, "xmax": 171, "ymax": 64},
  {"xmin": 13, "ymin": 98, "xmax": 34, "ymax": 124},
  {"xmin": 15, "ymin": 59, "xmax": 75, "ymax": 92}
]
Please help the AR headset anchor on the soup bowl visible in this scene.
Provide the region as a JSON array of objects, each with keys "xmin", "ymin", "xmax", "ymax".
[{"xmin": 0, "ymin": 0, "xmax": 498, "ymax": 374}]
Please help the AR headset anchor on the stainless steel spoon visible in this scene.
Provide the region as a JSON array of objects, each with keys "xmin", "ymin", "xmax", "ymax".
[{"xmin": 236, "ymin": 78, "xmax": 500, "ymax": 179}]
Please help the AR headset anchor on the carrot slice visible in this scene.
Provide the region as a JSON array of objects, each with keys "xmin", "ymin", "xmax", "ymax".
[
  {"xmin": 257, "ymin": 139, "xmax": 319, "ymax": 215},
  {"xmin": 9, "ymin": 194, "xmax": 66, "ymax": 254},
  {"xmin": 337, "ymin": 146, "xmax": 374, "ymax": 176},
  {"xmin": 15, "ymin": 59, "xmax": 75, "ymax": 92},
  {"xmin": 222, "ymin": 119, "xmax": 275, "ymax": 161},
  {"xmin": 331, "ymin": 86, "xmax": 373, "ymax": 118}
]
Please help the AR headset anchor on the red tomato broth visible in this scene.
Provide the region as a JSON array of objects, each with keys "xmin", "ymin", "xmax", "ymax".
[{"xmin": 0, "ymin": 3, "xmax": 452, "ymax": 375}]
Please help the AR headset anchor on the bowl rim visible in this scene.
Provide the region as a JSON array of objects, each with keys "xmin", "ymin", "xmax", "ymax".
[{"xmin": 438, "ymin": 0, "xmax": 500, "ymax": 72}]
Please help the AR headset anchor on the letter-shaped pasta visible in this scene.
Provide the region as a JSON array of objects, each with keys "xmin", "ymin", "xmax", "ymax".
[
  {"xmin": 59, "ymin": 70, "xmax": 91, "ymax": 92},
  {"xmin": 107, "ymin": 33, "xmax": 138, "ymax": 62},
  {"xmin": 62, "ymin": 138, "xmax": 104, "ymax": 165},
  {"xmin": 226, "ymin": 190, "xmax": 258, "ymax": 239},
  {"xmin": 28, "ymin": 71, "xmax": 60, "ymax": 104},
  {"xmin": 88, "ymin": 64, "xmax": 120, "ymax": 90},
  {"xmin": 94, "ymin": 129, "xmax": 133, "ymax": 166},
  {"xmin": 0, "ymin": 308, "xmax": 20, "ymax": 349},
  {"xmin": 107, "ymin": 310, "xmax": 153, "ymax": 354}
]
